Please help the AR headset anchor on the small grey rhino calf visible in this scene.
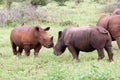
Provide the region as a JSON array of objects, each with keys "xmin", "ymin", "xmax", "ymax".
[{"xmin": 54, "ymin": 25, "xmax": 113, "ymax": 62}]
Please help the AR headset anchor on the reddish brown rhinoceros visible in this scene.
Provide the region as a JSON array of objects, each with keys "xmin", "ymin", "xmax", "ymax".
[
  {"xmin": 112, "ymin": 9, "xmax": 120, "ymax": 15},
  {"xmin": 54, "ymin": 26, "xmax": 113, "ymax": 62},
  {"xmin": 96, "ymin": 15, "xmax": 110, "ymax": 29},
  {"xmin": 10, "ymin": 24, "xmax": 54, "ymax": 57},
  {"xmin": 97, "ymin": 14, "xmax": 120, "ymax": 50},
  {"xmin": 105, "ymin": 15, "xmax": 120, "ymax": 49}
]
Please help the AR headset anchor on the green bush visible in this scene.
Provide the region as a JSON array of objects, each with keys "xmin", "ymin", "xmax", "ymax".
[
  {"xmin": 80, "ymin": 62, "xmax": 113, "ymax": 80},
  {"xmin": 54, "ymin": 0, "xmax": 69, "ymax": 6},
  {"xmin": 59, "ymin": 20, "xmax": 78, "ymax": 26},
  {"xmin": 5, "ymin": 19, "xmax": 17, "ymax": 27},
  {"xmin": 5, "ymin": 0, "xmax": 12, "ymax": 9},
  {"xmin": 0, "ymin": 0, "xmax": 3, "ymax": 4},
  {"xmin": 31, "ymin": 0, "xmax": 48, "ymax": 7},
  {"xmin": 93, "ymin": 0, "xmax": 112, "ymax": 4},
  {"xmin": 101, "ymin": 1, "xmax": 120, "ymax": 12}
]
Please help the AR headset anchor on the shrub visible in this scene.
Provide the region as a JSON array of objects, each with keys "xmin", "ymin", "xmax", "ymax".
[
  {"xmin": 44, "ymin": 64, "xmax": 68, "ymax": 80},
  {"xmin": 75, "ymin": 0, "xmax": 84, "ymax": 4},
  {"xmin": 31, "ymin": 0, "xmax": 48, "ymax": 7},
  {"xmin": 59, "ymin": 20, "xmax": 78, "ymax": 26},
  {"xmin": 80, "ymin": 62, "xmax": 113, "ymax": 80},
  {"xmin": 93, "ymin": 0, "xmax": 112, "ymax": 4},
  {"xmin": 101, "ymin": 1, "xmax": 120, "ymax": 12},
  {"xmin": 5, "ymin": 0, "xmax": 12, "ymax": 9},
  {"xmin": 0, "ymin": 2, "xmax": 55, "ymax": 27},
  {"xmin": 0, "ymin": 0, "xmax": 3, "ymax": 4},
  {"xmin": 5, "ymin": 19, "xmax": 17, "ymax": 27},
  {"xmin": 54, "ymin": 0, "xmax": 69, "ymax": 6}
]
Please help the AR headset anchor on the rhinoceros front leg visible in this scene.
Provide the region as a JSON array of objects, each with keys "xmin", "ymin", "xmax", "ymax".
[
  {"xmin": 11, "ymin": 42, "xmax": 17, "ymax": 55},
  {"xmin": 67, "ymin": 45, "xmax": 79, "ymax": 61},
  {"xmin": 96, "ymin": 48, "xmax": 105, "ymax": 60},
  {"xmin": 34, "ymin": 45, "xmax": 42, "ymax": 57}
]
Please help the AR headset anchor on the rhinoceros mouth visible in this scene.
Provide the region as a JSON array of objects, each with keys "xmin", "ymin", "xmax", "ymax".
[
  {"xmin": 44, "ymin": 43, "xmax": 54, "ymax": 48},
  {"xmin": 53, "ymin": 51, "xmax": 62, "ymax": 56}
]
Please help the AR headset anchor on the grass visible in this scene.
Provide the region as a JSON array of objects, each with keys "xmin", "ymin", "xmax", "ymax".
[{"xmin": 1, "ymin": 0, "xmax": 120, "ymax": 80}]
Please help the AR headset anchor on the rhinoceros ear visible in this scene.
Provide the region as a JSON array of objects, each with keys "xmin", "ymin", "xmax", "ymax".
[
  {"xmin": 58, "ymin": 31, "xmax": 62, "ymax": 38},
  {"xmin": 44, "ymin": 27, "xmax": 50, "ymax": 31},
  {"xmin": 97, "ymin": 27, "xmax": 108, "ymax": 34},
  {"xmin": 35, "ymin": 26, "xmax": 39, "ymax": 32}
]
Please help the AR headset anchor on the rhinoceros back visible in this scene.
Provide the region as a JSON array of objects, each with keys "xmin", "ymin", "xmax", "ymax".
[
  {"xmin": 13, "ymin": 26, "xmax": 30, "ymax": 32},
  {"xmin": 10, "ymin": 26, "xmax": 32, "ymax": 46}
]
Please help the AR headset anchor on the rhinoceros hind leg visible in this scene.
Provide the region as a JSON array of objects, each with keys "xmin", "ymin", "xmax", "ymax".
[
  {"xmin": 105, "ymin": 47, "xmax": 113, "ymax": 62},
  {"xmin": 96, "ymin": 48, "xmax": 105, "ymax": 60}
]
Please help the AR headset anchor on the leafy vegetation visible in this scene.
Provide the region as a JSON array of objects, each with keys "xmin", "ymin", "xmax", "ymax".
[
  {"xmin": 31, "ymin": 0, "xmax": 48, "ymax": 6},
  {"xmin": 1, "ymin": 0, "xmax": 120, "ymax": 80},
  {"xmin": 54, "ymin": 0, "xmax": 69, "ymax": 6}
]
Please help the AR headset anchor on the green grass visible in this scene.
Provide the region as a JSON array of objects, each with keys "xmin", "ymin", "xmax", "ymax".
[{"xmin": 1, "ymin": 0, "xmax": 120, "ymax": 80}]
